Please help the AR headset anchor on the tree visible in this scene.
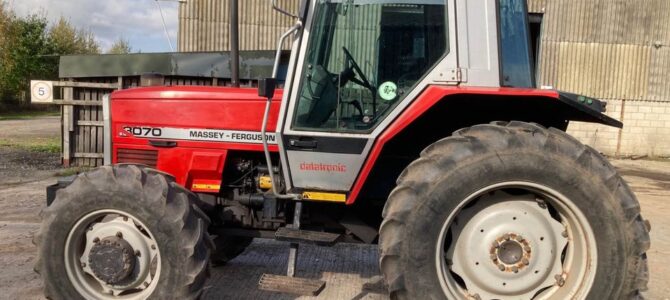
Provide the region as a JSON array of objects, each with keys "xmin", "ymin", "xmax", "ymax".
[
  {"xmin": 107, "ymin": 37, "xmax": 132, "ymax": 54},
  {"xmin": 48, "ymin": 17, "xmax": 78, "ymax": 55},
  {"xmin": 49, "ymin": 17, "xmax": 100, "ymax": 55},
  {"xmin": 0, "ymin": 12, "xmax": 54, "ymax": 104},
  {"xmin": 0, "ymin": 8, "xmax": 102, "ymax": 106}
]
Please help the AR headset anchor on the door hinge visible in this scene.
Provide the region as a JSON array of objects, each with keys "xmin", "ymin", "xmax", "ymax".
[{"xmin": 434, "ymin": 68, "xmax": 466, "ymax": 84}]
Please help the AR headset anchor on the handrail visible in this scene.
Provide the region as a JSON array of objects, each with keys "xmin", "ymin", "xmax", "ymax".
[{"xmin": 261, "ymin": 22, "xmax": 303, "ymax": 200}]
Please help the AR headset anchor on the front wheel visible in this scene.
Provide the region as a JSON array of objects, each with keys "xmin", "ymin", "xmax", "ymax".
[
  {"xmin": 379, "ymin": 122, "xmax": 650, "ymax": 299},
  {"xmin": 34, "ymin": 165, "xmax": 212, "ymax": 299}
]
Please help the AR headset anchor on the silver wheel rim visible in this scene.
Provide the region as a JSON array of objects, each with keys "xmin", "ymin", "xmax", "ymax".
[
  {"xmin": 64, "ymin": 209, "xmax": 161, "ymax": 299},
  {"xmin": 436, "ymin": 182, "xmax": 597, "ymax": 300}
]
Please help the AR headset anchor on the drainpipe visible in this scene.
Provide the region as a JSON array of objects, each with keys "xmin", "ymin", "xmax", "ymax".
[{"xmin": 230, "ymin": 0, "xmax": 240, "ymax": 87}]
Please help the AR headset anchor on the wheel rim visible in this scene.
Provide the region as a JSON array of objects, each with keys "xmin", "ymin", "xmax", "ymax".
[
  {"xmin": 436, "ymin": 182, "xmax": 598, "ymax": 300},
  {"xmin": 64, "ymin": 209, "xmax": 161, "ymax": 299}
]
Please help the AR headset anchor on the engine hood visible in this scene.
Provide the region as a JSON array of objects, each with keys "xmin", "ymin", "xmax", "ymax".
[{"xmin": 112, "ymin": 85, "xmax": 283, "ymax": 102}]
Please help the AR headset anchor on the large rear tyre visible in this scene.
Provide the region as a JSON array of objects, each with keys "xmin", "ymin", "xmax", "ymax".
[
  {"xmin": 34, "ymin": 165, "xmax": 213, "ymax": 300},
  {"xmin": 379, "ymin": 122, "xmax": 650, "ymax": 300}
]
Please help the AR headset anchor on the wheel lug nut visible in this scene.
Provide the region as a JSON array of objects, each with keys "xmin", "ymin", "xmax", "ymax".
[
  {"xmin": 116, "ymin": 232, "xmax": 123, "ymax": 238},
  {"xmin": 562, "ymin": 231, "xmax": 568, "ymax": 238},
  {"xmin": 93, "ymin": 237, "xmax": 100, "ymax": 243},
  {"xmin": 511, "ymin": 266, "xmax": 519, "ymax": 273},
  {"xmin": 522, "ymin": 258, "xmax": 530, "ymax": 265},
  {"xmin": 503, "ymin": 234, "xmax": 511, "ymax": 240},
  {"xmin": 524, "ymin": 245, "xmax": 531, "ymax": 252},
  {"xmin": 151, "ymin": 244, "xmax": 156, "ymax": 250},
  {"xmin": 135, "ymin": 250, "xmax": 141, "ymax": 257},
  {"xmin": 515, "ymin": 235, "xmax": 524, "ymax": 242},
  {"xmin": 81, "ymin": 262, "xmax": 86, "ymax": 268},
  {"xmin": 555, "ymin": 274, "xmax": 566, "ymax": 286},
  {"xmin": 498, "ymin": 264, "xmax": 506, "ymax": 271}
]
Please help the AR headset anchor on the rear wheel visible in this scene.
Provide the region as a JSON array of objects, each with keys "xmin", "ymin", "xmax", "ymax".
[
  {"xmin": 34, "ymin": 165, "xmax": 212, "ymax": 299},
  {"xmin": 379, "ymin": 122, "xmax": 650, "ymax": 299}
]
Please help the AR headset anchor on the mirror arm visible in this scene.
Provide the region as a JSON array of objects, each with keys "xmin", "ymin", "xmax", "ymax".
[{"xmin": 272, "ymin": 0, "xmax": 300, "ymax": 19}]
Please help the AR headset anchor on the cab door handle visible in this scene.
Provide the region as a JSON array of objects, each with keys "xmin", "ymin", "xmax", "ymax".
[{"xmin": 289, "ymin": 138, "xmax": 317, "ymax": 149}]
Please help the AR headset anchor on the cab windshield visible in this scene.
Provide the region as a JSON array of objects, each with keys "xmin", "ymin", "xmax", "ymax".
[{"xmin": 292, "ymin": 0, "xmax": 448, "ymax": 132}]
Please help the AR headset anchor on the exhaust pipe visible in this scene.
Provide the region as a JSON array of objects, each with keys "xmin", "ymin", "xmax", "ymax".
[{"xmin": 230, "ymin": 0, "xmax": 240, "ymax": 87}]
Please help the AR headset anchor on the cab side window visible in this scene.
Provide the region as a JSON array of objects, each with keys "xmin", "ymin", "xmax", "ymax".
[{"xmin": 293, "ymin": 1, "xmax": 448, "ymax": 133}]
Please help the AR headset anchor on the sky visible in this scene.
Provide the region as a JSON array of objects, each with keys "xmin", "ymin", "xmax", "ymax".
[{"xmin": 5, "ymin": 0, "xmax": 180, "ymax": 53}]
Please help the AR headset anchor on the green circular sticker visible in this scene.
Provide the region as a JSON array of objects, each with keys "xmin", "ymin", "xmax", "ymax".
[{"xmin": 378, "ymin": 81, "xmax": 398, "ymax": 101}]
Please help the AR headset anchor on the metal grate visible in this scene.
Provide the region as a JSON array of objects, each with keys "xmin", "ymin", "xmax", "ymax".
[{"xmin": 116, "ymin": 149, "xmax": 158, "ymax": 168}]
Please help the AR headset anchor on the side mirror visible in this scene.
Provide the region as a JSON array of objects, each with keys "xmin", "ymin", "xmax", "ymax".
[{"xmin": 258, "ymin": 78, "xmax": 277, "ymax": 98}]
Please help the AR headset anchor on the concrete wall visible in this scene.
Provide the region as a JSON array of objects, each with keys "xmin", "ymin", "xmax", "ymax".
[
  {"xmin": 528, "ymin": 0, "xmax": 670, "ymax": 157},
  {"xmin": 568, "ymin": 100, "xmax": 670, "ymax": 157}
]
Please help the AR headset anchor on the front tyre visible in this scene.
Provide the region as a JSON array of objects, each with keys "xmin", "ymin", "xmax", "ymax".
[
  {"xmin": 34, "ymin": 165, "xmax": 212, "ymax": 300},
  {"xmin": 379, "ymin": 122, "xmax": 650, "ymax": 299}
]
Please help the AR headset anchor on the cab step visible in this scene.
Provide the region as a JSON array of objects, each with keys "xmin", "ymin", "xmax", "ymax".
[
  {"xmin": 258, "ymin": 273, "xmax": 326, "ymax": 296},
  {"xmin": 275, "ymin": 227, "xmax": 341, "ymax": 246}
]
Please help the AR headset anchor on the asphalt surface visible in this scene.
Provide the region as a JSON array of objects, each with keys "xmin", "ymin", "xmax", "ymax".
[{"xmin": 0, "ymin": 116, "xmax": 668, "ymax": 300}]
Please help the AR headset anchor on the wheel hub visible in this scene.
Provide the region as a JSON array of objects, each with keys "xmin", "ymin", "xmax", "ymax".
[
  {"xmin": 88, "ymin": 236, "xmax": 136, "ymax": 284},
  {"xmin": 492, "ymin": 234, "xmax": 531, "ymax": 270},
  {"xmin": 446, "ymin": 192, "xmax": 568, "ymax": 299},
  {"xmin": 69, "ymin": 213, "xmax": 161, "ymax": 297}
]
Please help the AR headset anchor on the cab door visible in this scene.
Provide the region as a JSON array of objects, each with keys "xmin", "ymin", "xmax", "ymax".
[{"xmin": 277, "ymin": 0, "xmax": 455, "ymax": 195}]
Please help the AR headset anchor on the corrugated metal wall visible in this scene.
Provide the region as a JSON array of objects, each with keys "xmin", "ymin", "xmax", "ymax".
[
  {"xmin": 179, "ymin": 0, "xmax": 670, "ymax": 156},
  {"xmin": 530, "ymin": 0, "xmax": 670, "ymax": 102},
  {"xmin": 180, "ymin": 0, "xmax": 670, "ymax": 102},
  {"xmin": 178, "ymin": 0, "xmax": 298, "ymax": 51}
]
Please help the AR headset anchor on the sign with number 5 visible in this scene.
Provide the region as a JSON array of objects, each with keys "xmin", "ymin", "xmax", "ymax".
[{"xmin": 31, "ymin": 81, "xmax": 54, "ymax": 103}]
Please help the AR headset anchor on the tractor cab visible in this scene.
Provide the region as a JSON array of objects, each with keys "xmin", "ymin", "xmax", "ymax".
[{"xmin": 267, "ymin": 0, "xmax": 538, "ymax": 198}]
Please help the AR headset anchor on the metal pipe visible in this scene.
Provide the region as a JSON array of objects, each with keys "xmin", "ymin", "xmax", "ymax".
[
  {"xmin": 262, "ymin": 23, "xmax": 302, "ymax": 200},
  {"xmin": 272, "ymin": 23, "xmax": 301, "ymax": 78},
  {"xmin": 230, "ymin": 0, "xmax": 240, "ymax": 87}
]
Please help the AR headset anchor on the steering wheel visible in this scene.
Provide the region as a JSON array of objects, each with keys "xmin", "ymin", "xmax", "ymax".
[
  {"xmin": 341, "ymin": 46, "xmax": 377, "ymax": 116},
  {"xmin": 341, "ymin": 47, "xmax": 373, "ymax": 90}
]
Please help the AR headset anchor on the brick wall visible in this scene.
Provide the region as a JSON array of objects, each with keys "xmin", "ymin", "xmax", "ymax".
[{"xmin": 567, "ymin": 99, "xmax": 670, "ymax": 158}]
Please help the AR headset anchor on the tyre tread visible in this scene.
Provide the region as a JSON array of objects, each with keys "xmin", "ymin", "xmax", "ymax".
[{"xmin": 378, "ymin": 121, "xmax": 650, "ymax": 299}]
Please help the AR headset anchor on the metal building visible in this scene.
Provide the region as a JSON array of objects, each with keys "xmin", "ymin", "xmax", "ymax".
[{"xmin": 178, "ymin": 0, "xmax": 670, "ymax": 157}]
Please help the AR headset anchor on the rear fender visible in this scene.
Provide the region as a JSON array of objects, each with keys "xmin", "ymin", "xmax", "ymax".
[{"xmin": 346, "ymin": 86, "xmax": 621, "ymax": 205}]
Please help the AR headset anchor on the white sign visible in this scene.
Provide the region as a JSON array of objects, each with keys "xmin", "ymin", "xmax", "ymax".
[{"xmin": 30, "ymin": 81, "xmax": 54, "ymax": 103}]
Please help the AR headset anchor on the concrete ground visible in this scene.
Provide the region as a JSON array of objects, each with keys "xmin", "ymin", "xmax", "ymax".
[{"xmin": 0, "ymin": 117, "xmax": 668, "ymax": 300}]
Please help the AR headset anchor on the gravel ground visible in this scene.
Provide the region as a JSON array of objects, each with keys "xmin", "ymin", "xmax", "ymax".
[{"xmin": 0, "ymin": 117, "xmax": 668, "ymax": 300}]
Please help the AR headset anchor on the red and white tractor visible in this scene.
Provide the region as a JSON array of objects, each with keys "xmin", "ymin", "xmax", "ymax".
[{"xmin": 35, "ymin": 0, "xmax": 649, "ymax": 299}]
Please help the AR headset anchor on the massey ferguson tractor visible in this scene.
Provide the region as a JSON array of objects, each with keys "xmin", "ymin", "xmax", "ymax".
[{"xmin": 34, "ymin": 0, "xmax": 650, "ymax": 299}]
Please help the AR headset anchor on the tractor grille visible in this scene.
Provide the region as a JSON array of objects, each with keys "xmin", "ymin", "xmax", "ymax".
[{"xmin": 116, "ymin": 149, "xmax": 158, "ymax": 168}]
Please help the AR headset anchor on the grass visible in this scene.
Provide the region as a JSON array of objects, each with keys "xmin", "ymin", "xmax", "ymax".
[
  {"xmin": 0, "ymin": 137, "xmax": 61, "ymax": 153},
  {"xmin": 0, "ymin": 110, "xmax": 60, "ymax": 120}
]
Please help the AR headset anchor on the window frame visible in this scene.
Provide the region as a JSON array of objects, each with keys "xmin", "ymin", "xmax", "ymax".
[
  {"xmin": 288, "ymin": 0, "xmax": 453, "ymax": 134},
  {"xmin": 280, "ymin": 0, "xmax": 458, "ymax": 139}
]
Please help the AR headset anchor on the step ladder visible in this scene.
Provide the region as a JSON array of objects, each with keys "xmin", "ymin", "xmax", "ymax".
[{"xmin": 258, "ymin": 202, "xmax": 340, "ymax": 296}]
